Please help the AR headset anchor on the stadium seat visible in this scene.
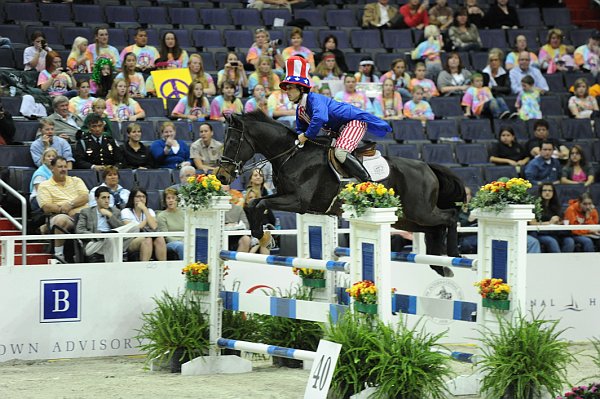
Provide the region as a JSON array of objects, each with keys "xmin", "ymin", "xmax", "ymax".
[
  {"xmin": 0, "ymin": 48, "xmax": 16, "ymax": 69},
  {"xmin": 145, "ymin": 189, "xmax": 162, "ymax": 211},
  {"xmin": 70, "ymin": 169, "xmax": 100, "ymax": 189},
  {"xmin": 13, "ymin": 121, "xmax": 39, "ymax": 143},
  {"xmin": 107, "ymin": 28, "xmax": 129, "ymax": 48},
  {"xmin": 61, "ymin": 27, "xmax": 94, "ymax": 48},
  {"xmin": 0, "ymin": 146, "xmax": 35, "ymax": 168},
  {"xmin": 542, "ymin": 8, "xmax": 572, "ymax": 28},
  {"xmin": 591, "ymin": 184, "xmax": 600, "ymax": 208},
  {"xmin": 39, "ymin": 3, "xmax": 73, "ymax": 24},
  {"xmin": 345, "ymin": 52, "xmax": 366, "ymax": 72},
  {"xmin": 375, "ymin": 53, "xmax": 404, "ymax": 72},
  {"xmin": 470, "ymin": 52, "xmax": 488, "ymax": 71},
  {"xmin": 206, "ymin": 121, "xmax": 225, "ymax": 142},
  {"xmin": 169, "ymin": 7, "xmax": 201, "ymax": 27},
  {"xmin": 231, "ymin": 9, "xmax": 262, "ymax": 26},
  {"xmin": 262, "ymin": 9, "xmax": 292, "ymax": 27},
  {"xmin": 564, "ymin": 73, "xmax": 595, "ymax": 89},
  {"xmin": 122, "ymin": 121, "xmax": 157, "ymax": 142},
  {"xmin": 451, "ymin": 166, "xmax": 484, "ymax": 188},
  {"xmin": 298, "ymin": 30, "xmax": 318, "ymax": 49},
  {"xmin": 7, "ymin": 166, "xmax": 35, "ymax": 197},
  {"xmin": 0, "ymin": 25, "xmax": 27, "ymax": 45},
  {"xmin": 193, "ymin": 30, "xmax": 224, "ymax": 50},
  {"xmin": 543, "ymin": 73, "xmax": 566, "ymax": 93},
  {"xmin": 506, "ymin": 29, "xmax": 539, "ymax": 51},
  {"xmin": 479, "ymin": 29, "xmax": 507, "ymax": 49},
  {"xmin": 387, "ymin": 143, "xmax": 419, "ymax": 160},
  {"xmin": 561, "ymin": 119, "xmax": 595, "ymax": 141},
  {"xmin": 293, "ymin": 9, "xmax": 327, "ymax": 28},
  {"xmin": 350, "ymin": 29, "xmax": 382, "ymax": 51},
  {"xmin": 223, "ymin": 30, "xmax": 254, "ymax": 49},
  {"xmin": 428, "ymin": 97, "xmax": 463, "ymax": 118},
  {"xmin": 137, "ymin": 98, "xmax": 166, "ymax": 119},
  {"xmin": 325, "ymin": 9, "xmax": 357, "ymax": 28},
  {"xmin": 117, "ymin": 169, "xmax": 136, "ymax": 191},
  {"xmin": 198, "ymin": 52, "xmax": 217, "ymax": 71},
  {"xmin": 595, "ymin": 120, "xmax": 600, "ymax": 139},
  {"xmin": 483, "ymin": 165, "xmax": 518, "ymax": 182},
  {"xmin": 459, "ymin": 119, "xmax": 494, "ymax": 142},
  {"xmin": 5, "ymin": 2, "xmax": 39, "ymax": 23},
  {"xmin": 318, "ymin": 30, "xmax": 350, "ymax": 49},
  {"xmin": 159, "ymin": 29, "xmax": 192, "ymax": 48},
  {"xmin": 72, "ymin": 4, "xmax": 106, "ymax": 24},
  {"xmin": 565, "ymin": 140, "xmax": 595, "ymax": 161},
  {"xmin": 540, "ymin": 96, "xmax": 563, "ymax": 116},
  {"xmin": 135, "ymin": 169, "xmax": 173, "ymax": 190},
  {"xmin": 391, "ymin": 119, "xmax": 426, "ymax": 141},
  {"xmin": 199, "ymin": 9, "xmax": 233, "ymax": 27},
  {"xmin": 455, "ymin": 143, "xmax": 490, "ymax": 165},
  {"xmin": 137, "ymin": 6, "xmax": 170, "ymax": 26},
  {"xmin": 105, "ymin": 6, "xmax": 138, "ymax": 24},
  {"xmin": 173, "ymin": 121, "xmax": 196, "ymax": 141},
  {"xmin": 493, "ymin": 118, "xmax": 528, "ymax": 141},
  {"xmin": 569, "ymin": 29, "xmax": 598, "ymax": 47},
  {"xmin": 426, "ymin": 119, "xmax": 459, "ymax": 141},
  {"xmin": 382, "ymin": 30, "xmax": 413, "ymax": 51},
  {"xmin": 421, "ymin": 143, "xmax": 457, "ymax": 165},
  {"xmin": 25, "ymin": 26, "xmax": 61, "ymax": 48},
  {"xmin": 556, "ymin": 184, "xmax": 586, "ymax": 207},
  {"xmin": 517, "ymin": 8, "xmax": 543, "ymax": 28}
]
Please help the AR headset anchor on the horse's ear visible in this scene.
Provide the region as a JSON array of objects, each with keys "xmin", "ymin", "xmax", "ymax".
[{"xmin": 224, "ymin": 113, "xmax": 236, "ymax": 125}]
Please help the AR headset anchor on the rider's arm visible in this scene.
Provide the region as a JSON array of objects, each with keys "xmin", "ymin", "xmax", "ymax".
[{"xmin": 304, "ymin": 95, "xmax": 329, "ymax": 138}]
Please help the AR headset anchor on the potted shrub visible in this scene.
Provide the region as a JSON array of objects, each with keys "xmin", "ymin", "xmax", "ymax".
[
  {"xmin": 347, "ymin": 280, "xmax": 378, "ymax": 315},
  {"xmin": 182, "ymin": 261, "xmax": 210, "ymax": 292},
  {"xmin": 178, "ymin": 173, "xmax": 229, "ymax": 210},
  {"xmin": 477, "ymin": 311, "xmax": 575, "ymax": 399},
  {"xmin": 136, "ymin": 291, "xmax": 209, "ymax": 373},
  {"xmin": 221, "ymin": 309, "xmax": 261, "ymax": 356},
  {"xmin": 475, "ymin": 278, "xmax": 511, "ymax": 311},
  {"xmin": 338, "ymin": 182, "xmax": 403, "ymax": 218},
  {"xmin": 293, "ymin": 267, "xmax": 326, "ymax": 288},
  {"xmin": 470, "ymin": 177, "xmax": 541, "ymax": 216}
]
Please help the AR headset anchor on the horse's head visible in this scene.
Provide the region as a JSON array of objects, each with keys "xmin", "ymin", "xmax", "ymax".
[{"xmin": 216, "ymin": 113, "xmax": 255, "ymax": 184}]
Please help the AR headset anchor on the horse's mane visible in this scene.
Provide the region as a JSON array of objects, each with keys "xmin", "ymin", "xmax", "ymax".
[{"xmin": 243, "ymin": 110, "xmax": 296, "ymax": 135}]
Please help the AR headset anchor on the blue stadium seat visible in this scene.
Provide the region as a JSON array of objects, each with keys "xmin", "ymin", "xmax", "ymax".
[
  {"xmin": 206, "ymin": 121, "xmax": 225, "ymax": 142},
  {"xmin": 479, "ymin": 29, "xmax": 507, "ymax": 49},
  {"xmin": 428, "ymin": 97, "xmax": 463, "ymax": 118},
  {"xmin": 0, "ymin": 48, "xmax": 16, "ymax": 69},
  {"xmin": 39, "ymin": 2, "xmax": 73, "ymax": 24},
  {"xmin": 540, "ymin": 96, "xmax": 563, "ymax": 116},
  {"xmin": 169, "ymin": 7, "xmax": 201, "ymax": 27},
  {"xmin": 565, "ymin": 140, "xmax": 595, "ymax": 161},
  {"xmin": 61, "ymin": 27, "xmax": 93, "ymax": 48},
  {"xmin": 299, "ymin": 30, "xmax": 318, "ymax": 49},
  {"xmin": 382, "ymin": 30, "xmax": 413, "ymax": 51},
  {"xmin": 25, "ymin": 26, "xmax": 61, "ymax": 48},
  {"xmin": 569, "ymin": 29, "xmax": 598, "ymax": 48},
  {"xmin": 262, "ymin": 9, "xmax": 292, "ymax": 27},
  {"xmin": 421, "ymin": 143, "xmax": 457, "ymax": 165},
  {"xmin": 493, "ymin": 118, "xmax": 528, "ymax": 141},
  {"xmin": 5, "ymin": 2, "xmax": 39, "ymax": 23},
  {"xmin": 543, "ymin": 73, "xmax": 566, "ymax": 93},
  {"xmin": 460, "ymin": 119, "xmax": 494, "ymax": 142},
  {"xmin": 72, "ymin": 4, "xmax": 106, "ymax": 24},
  {"xmin": 542, "ymin": 8, "xmax": 572, "ymax": 28},
  {"xmin": 138, "ymin": 7, "xmax": 170, "ymax": 26},
  {"xmin": 13, "ymin": 121, "xmax": 39, "ymax": 143},
  {"xmin": 105, "ymin": 6, "xmax": 138, "ymax": 24},
  {"xmin": 118, "ymin": 169, "xmax": 136, "ymax": 191},
  {"xmin": 193, "ymin": 30, "xmax": 224, "ymax": 50},
  {"xmin": 0, "ymin": 25, "xmax": 27, "ymax": 45},
  {"xmin": 199, "ymin": 9, "xmax": 233, "ymax": 26},
  {"xmin": 70, "ymin": 169, "xmax": 100, "ymax": 189},
  {"xmin": 231, "ymin": 9, "xmax": 263, "ymax": 26},
  {"xmin": 561, "ymin": 119, "xmax": 595, "ymax": 141},
  {"xmin": 145, "ymin": 189, "xmax": 162, "ymax": 211},
  {"xmin": 517, "ymin": 8, "xmax": 543, "ymax": 27},
  {"xmin": 391, "ymin": 119, "xmax": 426, "ymax": 141},
  {"xmin": 122, "ymin": 121, "xmax": 157, "ymax": 142},
  {"xmin": 8, "ymin": 167, "xmax": 35, "ymax": 196},
  {"xmin": 426, "ymin": 119, "xmax": 460, "ymax": 141},
  {"xmin": 455, "ymin": 143, "xmax": 490, "ymax": 165},
  {"xmin": 387, "ymin": 144, "xmax": 419, "ymax": 160},
  {"xmin": 375, "ymin": 53, "xmax": 404, "ymax": 72},
  {"xmin": 506, "ymin": 29, "xmax": 539, "ymax": 51},
  {"xmin": 483, "ymin": 165, "xmax": 518, "ymax": 182},
  {"xmin": 564, "ymin": 73, "xmax": 595, "ymax": 90},
  {"xmin": 318, "ymin": 30, "xmax": 350, "ymax": 49},
  {"xmin": 470, "ymin": 52, "xmax": 488, "ymax": 71},
  {"xmin": 137, "ymin": 98, "xmax": 166, "ymax": 119},
  {"xmin": 0, "ymin": 146, "xmax": 34, "ymax": 168},
  {"xmin": 350, "ymin": 29, "xmax": 382, "ymax": 51},
  {"xmin": 325, "ymin": 9, "xmax": 357, "ymax": 28},
  {"xmin": 451, "ymin": 166, "xmax": 484, "ymax": 188},
  {"xmin": 223, "ymin": 30, "xmax": 254, "ymax": 49},
  {"xmin": 160, "ymin": 29, "xmax": 192, "ymax": 48},
  {"xmin": 556, "ymin": 184, "xmax": 586, "ymax": 207},
  {"xmin": 345, "ymin": 52, "xmax": 366, "ymax": 72},
  {"xmin": 293, "ymin": 9, "xmax": 327, "ymax": 27},
  {"xmin": 135, "ymin": 169, "xmax": 173, "ymax": 190},
  {"xmin": 107, "ymin": 28, "xmax": 129, "ymax": 48}
]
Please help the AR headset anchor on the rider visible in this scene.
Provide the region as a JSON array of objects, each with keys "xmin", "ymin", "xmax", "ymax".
[{"xmin": 279, "ymin": 56, "xmax": 392, "ymax": 182}]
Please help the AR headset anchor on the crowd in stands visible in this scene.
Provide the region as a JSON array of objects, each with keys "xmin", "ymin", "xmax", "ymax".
[{"xmin": 1, "ymin": 0, "xmax": 600, "ymax": 258}]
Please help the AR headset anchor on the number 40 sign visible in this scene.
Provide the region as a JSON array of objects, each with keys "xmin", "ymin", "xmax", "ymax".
[{"xmin": 304, "ymin": 340, "xmax": 342, "ymax": 399}]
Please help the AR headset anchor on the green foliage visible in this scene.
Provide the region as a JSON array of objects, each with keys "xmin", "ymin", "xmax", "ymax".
[
  {"xmin": 469, "ymin": 177, "xmax": 542, "ymax": 219},
  {"xmin": 177, "ymin": 173, "xmax": 228, "ymax": 211},
  {"xmin": 477, "ymin": 311, "xmax": 575, "ymax": 399},
  {"xmin": 135, "ymin": 291, "xmax": 210, "ymax": 366},
  {"xmin": 221, "ymin": 310, "xmax": 261, "ymax": 343},
  {"xmin": 338, "ymin": 182, "xmax": 403, "ymax": 218}
]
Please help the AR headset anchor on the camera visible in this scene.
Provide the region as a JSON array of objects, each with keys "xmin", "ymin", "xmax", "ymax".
[
  {"xmin": 269, "ymin": 39, "xmax": 282, "ymax": 46},
  {"xmin": 41, "ymin": 40, "xmax": 47, "ymax": 48},
  {"xmin": 230, "ymin": 61, "xmax": 239, "ymax": 67}
]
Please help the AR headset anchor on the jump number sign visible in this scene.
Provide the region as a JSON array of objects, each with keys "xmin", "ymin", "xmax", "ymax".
[{"xmin": 304, "ymin": 340, "xmax": 341, "ymax": 399}]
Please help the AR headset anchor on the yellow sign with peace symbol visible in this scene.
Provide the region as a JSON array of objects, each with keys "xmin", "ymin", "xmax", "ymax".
[{"xmin": 150, "ymin": 68, "xmax": 192, "ymax": 106}]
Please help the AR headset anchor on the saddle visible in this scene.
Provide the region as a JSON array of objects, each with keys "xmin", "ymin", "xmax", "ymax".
[{"xmin": 327, "ymin": 141, "xmax": 390, "ymax": 182}]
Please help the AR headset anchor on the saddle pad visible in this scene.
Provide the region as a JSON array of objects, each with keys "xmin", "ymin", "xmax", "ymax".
[{"xmin": 363, "ymin": 151, "xmax": 390, "ymax": 182}]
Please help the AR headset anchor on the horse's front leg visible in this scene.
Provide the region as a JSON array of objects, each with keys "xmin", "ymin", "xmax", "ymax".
[{"xmin": 248, "ymin": 194, "xmax": 303, "ymax": 242}]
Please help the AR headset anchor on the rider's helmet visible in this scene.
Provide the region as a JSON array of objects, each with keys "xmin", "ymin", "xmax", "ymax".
[{"xmin": 279, "ymin": 55, "xmax": 312, "ymax": 91}]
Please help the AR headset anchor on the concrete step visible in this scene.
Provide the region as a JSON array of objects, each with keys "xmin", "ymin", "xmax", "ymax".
[
  {"xmin": 0, "ymin": 219, "xmax": 19, "ymax": 231},
  {"xmin": 0, "ymin": 242, "xmax": 47, "ymax": 255},
  {"xmin": 12, "ymin": 253, "xmax": 53, "ymax": 265}
]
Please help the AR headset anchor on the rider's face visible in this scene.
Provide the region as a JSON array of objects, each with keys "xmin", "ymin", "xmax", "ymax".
[{"xmin": 285, "ymin": 84, "xmax": 302, "ymax": 102}]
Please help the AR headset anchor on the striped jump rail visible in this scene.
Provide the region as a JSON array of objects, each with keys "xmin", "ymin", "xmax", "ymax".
[
  {"xmin": 217, "ymin": 338, "xmax": 316, "ymax": 361},
  {"xmin": 219, "ymin": 250, "xmax": 350, "ymax": 272},
  {"xmin": 334, "ymin": 247, "xmax": 477, "ymax": 269}
]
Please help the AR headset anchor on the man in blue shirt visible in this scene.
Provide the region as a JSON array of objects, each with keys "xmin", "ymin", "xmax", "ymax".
[
  {"xmin": 524, "ymin": 141, "xmax": 561, "ymax": 185},
  {"xmin": 509, "ymin": 51, "xmax": 549, "ymax": 95},
  {"xmin": 30, "ymin": 119, "xmax": 75, "ymax": 168}
]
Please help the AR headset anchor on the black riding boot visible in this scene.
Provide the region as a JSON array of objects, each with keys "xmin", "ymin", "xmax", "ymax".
[{"xmin": 342, "ymin": 153, "xmax": 371, "ymax": 182}]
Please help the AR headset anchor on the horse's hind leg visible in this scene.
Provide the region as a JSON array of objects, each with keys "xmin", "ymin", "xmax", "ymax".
[{"xmin": 425, "ymin": 228, "xmax": 455, "ymax": 278}]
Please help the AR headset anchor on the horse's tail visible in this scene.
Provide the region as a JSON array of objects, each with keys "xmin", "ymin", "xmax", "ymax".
[{"xmin": 427, "ymin": 163, "xmax": 466, "ymax": 210}]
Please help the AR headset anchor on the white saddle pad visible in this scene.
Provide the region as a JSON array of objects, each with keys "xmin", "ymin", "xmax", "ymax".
[{"xmin": 363, "ymin": 150, "xmax": 390, "ymax": 182}]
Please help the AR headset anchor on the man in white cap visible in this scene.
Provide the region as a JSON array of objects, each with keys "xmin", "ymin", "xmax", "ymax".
[{"xmin": 280, "ymin": 56, "xmax": 392, "ymax": 182}]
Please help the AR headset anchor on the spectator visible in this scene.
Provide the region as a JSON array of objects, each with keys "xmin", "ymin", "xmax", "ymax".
[
  {"xmin": 564, "ymin": 192, "xmax": 600, "ymax": 252},
  {"xmin": 86, "ymin": 27, "xmax": 121, "ymax": 71},
  {"xmin": 313, "ymin": 52, "xmax": 344, "ymax": 81},
  {"xmin": 122, "ymin": 123, "xmax": 152, "ymax": 169},
  {"xmin": 319, "ymin": 84, "xmax": 332, "ymax": 98},
  {"xmin": 169, "ymin": 165, "xmax": 196, "ymax": 191},
  {"xmin": 403, "ymin": 85, "xmax": 434, "ymax": 124},
  {"xmin": 546, "ymin": 45, "xmax": 576, "ymax": 74},
  {"xmin": 76, "ymin": 186, "xmax": 139, "ymax": 263},
  {"xmin": 525, "ymin": 119, "xmax": 569, "ymax": 160},
  {"xmin": 437, "ymin": 52, "xmax": 472, "ymax": 96},
  {"xmin": 69, "ymin": 78, "xmax": 96, "ymax": 119},
  {"xmin": 483, "ymin": 0, "xmax": 518, "ymax": 29},
  {"xmin": 82, "ymin": 98, "xmax": 113, "ymax": 138},
  {"xmin": 411, "ymin": 25, "xmax": 443, "ymax": 79},
  {"xmin": 362, "ymin": 0, "xmax": 398, "ymax": 29},
  {"xmin": 482, "ymin": 48, "xmax": 512, "ymax": 97},
  {"xmin": 281, "ymin": 28, "xmax": 316, "ymax": 71},
  {"xmin": 30, "ymin": 147, "xmax": 58, "ymax": 212},
  {"xmin": 505, "ymin": 35, "xmax": 540, "ymax": 70},
  {"xmin": 488, "ymin": 126, "xmax": 529, "ymax": 167},
  {"xmin": 150, "ymin": 121, "xmax": 191, "ymax": 169},
  {"xmin": 223, "ymin": 185, "xmax": 253, "ymax": 252},
  {"xmin": 465, "ymin": 0, "xmax": 485, "ymax": 28},
  {"xmin": 144, "ymin": 58, "xmax": 176, "ymax": 97},
  {"xmin": 247, "ymin": 0, "xmax": 293, "ymax": 11},
  {"xmin": 37, "ymin": 51, "xmax": 76, "ymax": 98},
  {"xmin": 157, "ymin": 188, "xmax": 185, "ymax": 260},
  {"xmin": 0, "ymin": 100, "xmax": 15, "ymax": 145},
  {"xmin": 188, "ymin": 54, "xmax": 216, "ymax": 96},
  {"xmin": 538, "ymin": 29, "xmax": 568, "ymax": 71},
  {"xmin": 314, "ymin": 35, "xmax": 349, "ymax": 73},
  {"xmin": 171, "ymin": 80, "xmax": 210, "ymax": 122},
  {"xmin": 574, "ymin": 33, "xmax": 600, "ymax": 74},
  {"xmin": 516, "ymin": 75, "xmax": 542, "ymax": 121},
  {"xmin": 334, "ymin": 74, "xmax": 374, "ymax": 113},
  {"xmin": 115, "ymin": 53, "xmax": 146, "ymax": 98},
  {"xmin": 210, "ymin": 81, "xmax": 244, "ymax": 122},
  {"xmin": 379, "ymin": 58, "xmax": 412, "ymax": 100},
  {"xmin": 462, "ymin": 73, "xmax": 511, "ymax": 119},
  {"xmin": 244, "ymin": 84, "xmax": 271, "ymax": 116},
  {"xmin": 89, "ymin": 166, "xmax": 130, "ymax": 209},
  {"xmin": 268, "ymin": 88, "xmax": 296, "ymax": 126},
  {"xmin": 531, "ymin": 183, "xmax": 574, "ymax": 253},
  {"xmin": 217, "ymin": 52, "xmax": 248, "ymax": 98},
  {"xmin": 37, "ymin": 156, "xmax": 89, "ymax": 261},
  {"xmin": 448, "ymin": 8, "xmax": 482, "ymax": 52},
  {"xmin": 524, "ymin": 141, "xmax": 561, "ymax": 185},
  {"xmin": 561, "ymin": 145, "xmax": 595, "ymax": 187},
  {"xmin": 429, "ymin": 0, "xmax": 454, "ymax": 30},
  {"xmin": 458, "ymin": 187, "xmax": 477, "ymax": 254},
  {"xmin": 121, "ymin": 187, "xmax": 167, "ymax": 262},
  {"xmin": 246, "ymin": 28, "xmax": 285, "ymax": 75},
  {"xmin": 74, "ymin": 114, "xmax": 123, "ymax": 170},
  {"xmin": 24, "ymin": 31, "xmax": 52, "ymax": 72},
  {"xmin": 245, "ymin": 168, "xmax": 271, "ymax": 196},
  {"xmin": 105, "ymin": 78, "xmax": 146, "ymax": 122},
  {"xmin": 398, "ymin": 0, "xmax": 430, "ymax": 29},
  {"xmin": 509, "ymin": 51, "xmax": 549, "ymax": 95},
  {"xmin": 409, "ymin": 62, "xmax": 439, "ymax": 99},
  {"xmin": 190, "ymin": 123, "xmax": 223, "ymax": 174},
  {"xmin": 248, "ymin": 56, "xmax": 281, "ymax": 96},
  {"xmin": 354, "ymin": 57, "xmax": 380, "ymax": 83},
  {"xmin": 120, "ymin": 28, "xmax": 160, "ymax": 73},
  {"xmin": 67, "ymin": 36, "xmax": 91, "ymax": 73},
  {"xmin": 46, "ymin": 96, "xmax": 85, "ymax": 143},
  {"xmin": 568, "ymin": 78, "xmax": 600, "ymax": 119},
  {"xmin": 159, "ymin": 31, "xmax": 189, "ymax": 69},
  {"xmin": 374, "ymin": 78, "xmax": 404, "ymax": 120},
  {"xmin": 90, "ymin": 58, "xmax": 114, "ymax": 98},
  {"xmin": 243, "ymin": 188, "xmax": 275, "ymax": 254},
  {"xmin": 30, "ymin": 119, "xmax": 75, "ymax": 168}
]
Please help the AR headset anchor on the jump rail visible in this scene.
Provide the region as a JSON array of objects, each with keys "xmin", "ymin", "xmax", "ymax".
[
  {"xmin": 334, "ymin": 247, "xmax": 477, "ymax": 269},
  {"xmin": 219, "ymin": 250, "xmax": 350, "ymax": 273},
  {"xmin": 217, "ymin": 338, "xmax": 317, "ymax": 362}
]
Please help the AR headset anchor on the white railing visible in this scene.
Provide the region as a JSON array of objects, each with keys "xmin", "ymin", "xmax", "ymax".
[{"xmin": 0, "ymin": 179, "xmax": 27, "ymax": 264}]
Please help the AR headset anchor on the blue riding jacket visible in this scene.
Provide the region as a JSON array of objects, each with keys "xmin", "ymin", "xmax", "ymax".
[{"xmin": 296, "ymin": 92, "xmax": 392, "ymax": 139}]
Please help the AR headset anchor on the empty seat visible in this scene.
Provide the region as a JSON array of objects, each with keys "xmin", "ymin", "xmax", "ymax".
[
  {"xmin": 294, "ymin": 9, "xmax": 326, "ymax": 27},
  {"xmin": 72, "ymin": 4, "xmax": 106, "ymax": 24},
  {"xmin": 193, "ymin": 30, "xmax": 224, "ymax": 49},
  {"xmin": 542, "ymin": 8, "xmax": 572, "ymax": 27},
  {"xmin": 137, "ymin": 6, "xmax": 170, "ymax": 26},
  {"xmin": 137, "ymin": 98, "xmax": 166, "ymax": 118},
  {"xmin": 451, "ymin": 166, "xmax": 484, "ymax": 188},
  {"xmin": 561, "ymin": 119, "xmax": 595, "ymax": 141},
  {"xmin": 223, "ymin": 30, "xmax": 254, "ymax": 49},
  {"xmin": 421, "ymin": 143, "xmax": 456, "ymax": 165},
  {"xmin": 105, "ymin": 6, "xmax": 138, "ymax": 24},
  {"xmin": 117, "ymin": 169, "xmax": 136, "ymax": 191},
  {"xmin": 135, "ymin": 169, "xmax": 173, "ymax": 190},
  {"xmin": 5, "ymin": 2, "xmax": 39, "ymax": 23},
  {"xmin": 426, "ymin": 119, "xmax": 459, "ymax": 141},
  {"xmin": 107, "ymin": 28, "xmax": 129, "ymax": 48},
  {"xmin": 387, "ymin": 143, "xmax": 419, "ymax": 160},
  {"xmin": 169, "ymin": 7, "xmax": 201, "ymax": 27},
  {"xmin": 318, "ymin": 30, "xmax": 350, "ymax": 49},
  {"xmin": 345, "ymin": 53, "xmax": 365, "ymax": 73},
  {"xmin": 556, "ymin": 184, "xmax": 586, "ymax": 207},
  {"xmin": 145, "ymin": 189, "xmax": 162, "ymax": 211},
  {"xmin": 325, "ymin": 9, "xmax": 357, "ymax": 27},
  {"xmin": 231, "ymin": 9, "xmax": 262, "ymax": 26},
  {"xmin": 518, "ymin": 8, "xmax": 543, "ymax": 27},
  {"xmin": 299, "ymin": 30, "xmax": 318, "ymax": 49},
  {"xmin": 460, "ymin": 119, "xmax": 494, "ymax": 141},
  {"xmin": 391, "ymin": 119, "xmax": 426, "ymax": 141},
  {"xmin": 350, "ymin": 29, "xmax": 382, "ymax": 51},
  {"xmin": 13, "ymin": 121, "xmax": 39, "ymax": 142},
  {"xmin": 262, "ymin": 9, "xmax": 292, "ymax": 27},
  {"xmin": 540, "ymin": 96, "xmax": 563, "ymax": 116},
  {"xmin": 8, "ymin": 166, "xmax": 35, "ymax": 196},
  {"xmin": 483, "ymin": 165, "xmax": 518, "ymax": 182},
  {"xmin": 199, "ymin": 8, "xmax": 233, "ymax": 26},
  {"xmin": 70, "ymin": 169, "xmax": 100, "ymax": 189},
  {"xmin": 455, "ymin": 143, "xmax": 489, "ymax": 165},
  {"xmin": 544, "ymin": 73, "xmax": 566, "ymax": 93},
  {"xmin": 382, "ymin": 30, "xmax": 413, "ymax": 51},
  {"xmin": 470, "ymin": 52, "xmax": 489, "ymax": 71},
  {"xmin": 429, "ymin": 97, "xmax": 463, "ymax": 118},
  {"xmin": 62, "ymin": 27, "xmax": 94, "ymax": 48},
  {"xmin": 0, "ymin": 146, "xmax": 34, "ymax": 168},
  {"xmin": 479, "ymin": 29, "xmax": 507, "ymax": 50},
  {"xmin": 0, "ymin": 48, "xmax": 16, "ymax": 69},
  {"xmin": 198, "ymin": 52, "xmax": 217, "ymax": 72},
  {"xmin": 39, "ymin": 3, "xmax": 73, "ymax": 24},
  {"xmin": 0, "ymin": 25, "xmax": 28, "ymax": 45}
]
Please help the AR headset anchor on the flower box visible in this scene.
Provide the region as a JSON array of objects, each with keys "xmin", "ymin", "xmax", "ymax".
[
  {"xmin": 482, "ymin": 298, "xmax": 510, "ymax": 311},
  {"xmin": 342, "ymin": 205, "xmax": 399, "ymax": 223},
  {"xmin": 186, "ymin": 281, "xmax": 210, "ymax": 292},
  {"xmin": 354, "ymin": 301, "xmax": 378, "ymax": 315},
  {"xmin": 302, "ymin": 278, "xmax": 326, "ymax": 288}
]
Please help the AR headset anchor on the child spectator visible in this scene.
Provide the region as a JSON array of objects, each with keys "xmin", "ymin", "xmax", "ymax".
[
  {"xmin": 403, "ymin": 85, "xmax": 434, "ymax": 125},
  {"xmin": 488, "ymin": 126, "xmax": 529, "ymax": 169},
  {"xmin": 409, "ymin": 62, "xmax": 439, "ymax": 99},
  {"xmin": 69, "ymin": 78, "xmax": 96, "ymax": 119},
  {"xmin": 354, "ymin": 57, "xmax": 380, "ymax": 83},
  {"xmin": 461, "ymin": 73, "xmax": 511, "ymax": 119},
  {"xmin": 90, "ymin": 58, "xmax": 114, "ymax": 98},
  {"xmin": 267, "ymin": 88, "xmax": 296, "ymax": 126},
  {"xmin": 105, "ymin": 78, "xmax": 146, "ymax": 122},
  {"xmin": 188, "ymin": 54, "xmax": 216, "ymax": 96},
  {"xmin": 82, "ymin": 98, "xmax": 113, "ymax": 138},
  {"xmin": 561, "ymin": 145, "xmax": 595, "ymax": 187},
  {"xmin": 67, "ymin": 36, "xmax": 91, "ymax": 73},
  {"xmin": 217, "ymin": 52, "xmax": 248, "ymax": 98},
  {"xmin": 313, "ymin": 52, "xmax": 344, "ymax": 81},
  {"xmin": 564, "ymin": 192, "xmax": 600, "ymax": 252},
  {"xmin": 411, "ymin": 25, "xmax": 443, "ymax": 79},
  {"xmin": 333, "ymin": 74, "xmax": 374, "ymax": 113},
  {"xmin": 380, "ymin": 58, "xmax": 412, "ymax": 100},
  {"xmin": 116, "ymin": 53, "xmax": 146, "ymax": 98},
  {"xmin": 119, "ymin": 28, "xmax": 160, "ymax": 73},
  {"xmin": 516, "ymin": 75, "xmax": 542, "ymax": 121},
  {"xmin": 374, "ymin": 78, "xmax": 404, "ymax": 120},
  {"xmin": 210, "ymin": 81, "xmax": 244, "ymax": 122},
  {"xmin": 244, "ymin": 84, "xmax": 270, "ymax": 116},
  {"xmin": 281, "ymin": 28, "xmax": 316, "ymax": 71},
  {"xmin": 568, "ymin": 78, "xmax": 599, "ymax": 119},
  {"xmin": 171, "ymin": 80, "xmax": 210, "ymax": 122},
  {"xmin": 159, "ymin": 31, "xmax": 189, "ymax": 69},
  {"xmin": 248, "ymin": 56, "xmax": 281, "ymax": 97},
  {"xmin": 319, "ymin": 84, "xmax": 332, "ymax": 98}
]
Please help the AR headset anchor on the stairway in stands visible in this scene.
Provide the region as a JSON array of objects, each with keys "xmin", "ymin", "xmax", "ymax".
[
  {"xmin": 565, "ymin": 0, "xmax": 600, "ymax": 30},
  {"xmin": 0, "ymin": 218, "xmax": 52, "ymax": 265}
]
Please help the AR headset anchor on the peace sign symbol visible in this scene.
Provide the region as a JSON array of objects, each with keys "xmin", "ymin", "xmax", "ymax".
[{"xmin": 159, "ymin": 78, "xmax": 189, "ymax": 99}]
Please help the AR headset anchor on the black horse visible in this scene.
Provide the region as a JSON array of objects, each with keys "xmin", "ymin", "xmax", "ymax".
[{"xmin": 217, "ymin": 111, "xmax": 466, "ymax": 276}]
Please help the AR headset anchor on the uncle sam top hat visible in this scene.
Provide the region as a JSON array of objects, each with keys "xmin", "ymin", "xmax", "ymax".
[{"xmin": 280, "ymin": 55, "xmax": 312, "ymax": 90}]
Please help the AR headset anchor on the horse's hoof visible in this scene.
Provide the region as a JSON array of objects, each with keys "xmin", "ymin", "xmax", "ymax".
[
  {"xmin": 259, "ymin": 231, "xmax": 272, "ymax": 248},
  {"xmin": 430, "ymin": 265, "xmax": 454, "ymax": 278}
]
